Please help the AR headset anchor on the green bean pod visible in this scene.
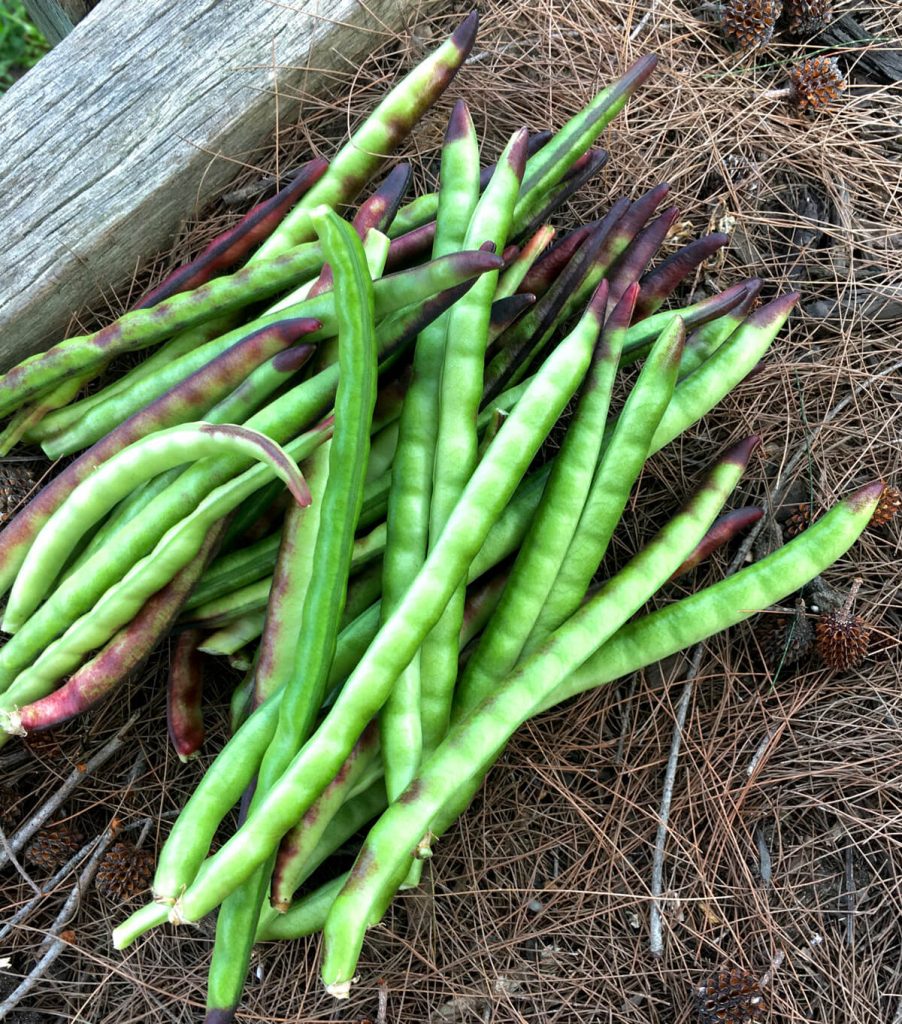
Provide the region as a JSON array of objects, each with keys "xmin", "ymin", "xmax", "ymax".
[
  {"xmin": 543, "ymin": 479, "xmax": 883, "ymax": 709},
  {"xmin": 526, "ymin": 307, "xmax": 682, "ymax": 646},
  {"xmin": 380, "ymin": 100, "xmax": 481, "ymax": 815},
  {"xmin": 320, "ymin": 437, "xmax": 758, "ymax": 993},
  {"xmin": 200, "ymin": 613, "xmax": 267, "ymax": 658},
  {"xmin": 421, "ymin": 127, "xmax": 529, "ymax": 754},
  {"xmin": 456, "ymin": 281, "xmax": 622, "ymax": 707}
]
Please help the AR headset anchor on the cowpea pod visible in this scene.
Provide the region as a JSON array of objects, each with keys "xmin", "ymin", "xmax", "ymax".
[
  {"xmin": 167, "ymin": 629, "xmax": 207, "ymax": 761},
  {"xmin": 186, "ymin": 579, "xmax": 274, "ymax": 630},
  {"xmin": 207, "ymin": 209, "xmax": 379, "ymax": 1024},
  {"xmin": 257, "ymin": 874, "xmax": 349, "ymax": 943},
  {"xmin": 0, "ymin": 372, "xmax": 93, "ymax": 455},
  {"xmin": 253, "ymin": 443, "xmax": 332, "ymax": 705},
  {"xmin": 525, "ymin": 308, "xmax": 682, "ymax": 647},
  {"xmin": 619, "ymin": 278, "xmax": 752, "ymax": 359},
  {"xmin": 8, "ymin": 530, "xmax": 221, "ymax": 736},
  {"xmin": 136, "ymin": 158, "xmax": 329, "ymax": 308},
  {"xmin": 271, "ymin": 725, "xmax": 382, "ymax": 913},
  {"xmin": 669, "ymin": 506, "xmax": 764, "ymax": 580},
  {"xmin": 200, "ymin": 614, "xmax": 268, "ymax": 658},
  {"xmin": 421, "ymin": 127, "xmax": 529, "ymax": 754},
  {"xmin": 4, "ymin": 423, "xmax": 311, "ymax": 633},
  {"xmin": 634, "ymin": 232, "xmax": 731, "ymax": 320},
  {"xmin": 603, "ymin": 206, "xmax": 680, "ymax": 310},
  {"xmin": 543, "ymin": 480, "xmax": 883, "ymax": 710},
  {"xmin": 320, "ymin": 438, "xmax": 758, "ymax": 994},
  {"xmin": 0, "ymin": 242, "xmax": 329, "ymax": 418},
  {"xmin": 456, "ymin": 281, "xmax": 622, "ymax": 706},
  {"xmin": 495, "ymin": 225, "xmax": 556, "ymax": 300},
  {"xmin": 518, "ymin": 220, "xmax": 602, "ymax": 298},
  {"xmin": 111, "ymin": 276, "xmax": 600, "ymax": 944},
  {"xmin": 676, "ymin": 281, "xmax": 762, "ymax": 380},
  {"xmin": 253, "ymin": 13, "xmax": 478, "ymax": 260},
  {"xmin": 0, "ymin": 421, "xmax": 331, "ymax": 716},
  {"xmin": 513, "ymin": 54, "xmax": 657, "ymax": 223},
  {"xmin": 514, "ymin": 150, "xmax": 609, "ymax": 242},
  {"xmin": 380, "ymin": 100, "xmax": 481, "ymax": 818}
]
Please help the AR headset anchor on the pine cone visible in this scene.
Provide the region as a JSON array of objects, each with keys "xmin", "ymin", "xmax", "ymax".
[
  {"xmin": 721, "ymin": 0, "xmax": 783, "ymax": 50},
  {"xmin": 0, "ymin": 463, "xmax": 37, "ymax": 526},
  {"xmin": 696, "ymin": 966, "xmax": 767, "ymax": 1023},
  {"xmin": 95, "ymin": 841, "xmax": 155, "ymax": 902},
  {"xmin": 815, "ymin": 579, "xmax": 871, "ymax": 670},
  {"xmin": 784, "ymin": 0, "xmax": 833, "ymax": 35},
  {"xmin": 869, "ymin": 484, "xmax": 901, "ymax": 528},
  {"xmin": 755, "ymin": 600, "xmax": 814, "ymax": 671},
  {"xmin": 786, "ymin": 57, "xmax": 846, "ymax": 113},
  {"xmin": 783, "ymin": 503, "xmax": 814, "ymax": 539},
  {"xmin": 23, "ymin": 822, "xmax": 84, "ymax": 872}
]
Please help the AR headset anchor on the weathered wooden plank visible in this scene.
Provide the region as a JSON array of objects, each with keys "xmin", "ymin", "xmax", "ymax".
[{"xmin": 0, "ymin": 0, "xmax": 412, "ymax": 368}]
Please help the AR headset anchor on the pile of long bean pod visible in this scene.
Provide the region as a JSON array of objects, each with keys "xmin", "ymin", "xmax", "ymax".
[{"xmin": 0, "ymin": 12, "xmax": 882, "ymax": 1020}]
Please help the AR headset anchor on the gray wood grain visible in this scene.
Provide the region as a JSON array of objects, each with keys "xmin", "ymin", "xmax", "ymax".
[{"xmin": 0, "ymin": 0, "xmax": 411, "ymax": 369}]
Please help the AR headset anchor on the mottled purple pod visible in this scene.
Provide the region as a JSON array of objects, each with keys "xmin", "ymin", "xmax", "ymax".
[
  {"xmin": 136, "ymin": 158, "xmax": 329, "ymax": 308},
  {"xmin": 634, "ymin": 232, "xmax": 731, "ymax": 320},
  {"xmin": 253, "ymin": 12, "xmax": 479, "ymax": 259},
  {"xmin": 167, "ymin": 629, "xmax": 207, "ymax": 761},
  {"xmin": 669, "ymin": 506, "xmax": 764, "ymax": 580},
  {"xmin": 7, "ymin": 532, "xmax": 219, "ymax": 735},
  {"xmin": 604, "ymin": 206, "xmax": 680, "ymax": 310}
]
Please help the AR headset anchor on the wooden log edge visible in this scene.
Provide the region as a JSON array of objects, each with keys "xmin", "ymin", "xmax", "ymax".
[{"xmin": 0, "ymin": 0, "xmax": 415, "ymax": 369}]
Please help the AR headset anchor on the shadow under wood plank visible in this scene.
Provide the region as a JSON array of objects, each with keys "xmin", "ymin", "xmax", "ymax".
[{"xmin": 0, "ymin": 0, "xmax": 411, "ymax": 369}]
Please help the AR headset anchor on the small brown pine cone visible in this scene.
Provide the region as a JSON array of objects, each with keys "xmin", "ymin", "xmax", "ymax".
[
  {"xmin": 815, "ymin": 579, "xmax": 871, "ymax": 670},
  {"xmin": 783, "ymin": 503, "xmax": 813, "ymax": 539},
  {"xmin": 755, "ymin": 601, "xmax": 814, "ymax": 671},
  {"xmin": 696, "ymin": 966, "xmax": 767, "ymax": 1023},
  {"xmin": 23, "ymin": 821, "xmax": 85, "ymax": 872},
  {"xmin": 0, "ymin": 463, "xmax": 37, "ymax": 526},
  {"xmin": 721, "ymin": 0, "xmax": 783, "ymax": 50},
  {"xmin": 786, "ymin": 57, "xmax": 846, "ymax": 113},
  {"xmin": 869, "ymin": 484, "xmax": 902, "ymax": 528},
  {"xmin": 95, "ymin": 841, "xmax": 155, "ymax": 902},
  {"xmin": 784, "ymin": 0, "xmax": 833, "ymax": 35}
]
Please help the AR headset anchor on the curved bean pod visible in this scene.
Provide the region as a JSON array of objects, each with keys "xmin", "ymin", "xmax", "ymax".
[
  {"xmin": 5, "ymin": 424, "xmax": 311, "ymax": 633},
  {"xmin": 320, "ymin": 438, "xmax": 759, "ymax": 993},
  {"xmin": 256, "ymin": 873, "xmax": 349, "ymax": 943},
  {"xmin": 495, "ymin": 225, "xmax": 556, "ymax": 300}
]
